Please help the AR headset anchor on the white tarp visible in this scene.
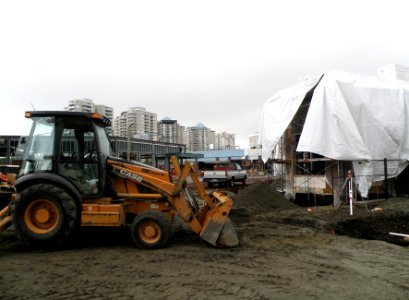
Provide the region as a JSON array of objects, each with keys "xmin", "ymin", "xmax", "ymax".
[
  {"xmin": 260, "ymin": 70, "xmax": 409, "ymax": 197},
  {"xmin": 260, "ymin": 76, "xmax": 320, "ymax": 162}
]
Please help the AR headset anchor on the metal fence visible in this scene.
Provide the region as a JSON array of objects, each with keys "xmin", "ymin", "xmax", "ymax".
[{"xmin": 271, "ymin": 158, "xmax": 409, "ymax": 206}]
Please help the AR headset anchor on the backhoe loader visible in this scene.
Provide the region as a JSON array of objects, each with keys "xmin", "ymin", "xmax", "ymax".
[{"xmin": 0, "ymin": 111, "xmax": 239, "ymax": 249}]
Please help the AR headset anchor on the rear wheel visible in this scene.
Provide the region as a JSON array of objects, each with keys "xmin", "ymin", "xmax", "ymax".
[
  {"xmin": 12, "ymin": 183, "xmax": 78, "ymax": 247},
  {"xmin": 131, "ymin": 211, "xmax": 172, "ymax": 249}
]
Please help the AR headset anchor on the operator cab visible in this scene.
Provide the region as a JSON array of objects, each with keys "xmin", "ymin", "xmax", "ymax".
[{"xmin": 18, "ymin": 111, "xmax": 112, "ymax": 196}]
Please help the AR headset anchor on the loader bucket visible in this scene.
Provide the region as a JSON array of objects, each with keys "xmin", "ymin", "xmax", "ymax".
[
  {"xmin": 201, "ymin": 217, "xmax": 239, "ymax": 247},
  {"xmin": 215, "ymin": 218, "xmax": 239, "ymax": 247},
  {"xmin": 169, "ymin": 157, "xmax": 239, "ymax": 247},
  {"xmin": 199, "ymin": 192, "xmax": 239, "ymax": 247}
]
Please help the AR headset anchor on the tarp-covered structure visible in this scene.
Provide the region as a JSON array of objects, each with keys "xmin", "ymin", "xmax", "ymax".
[{"xmin": 260, "ymin": 71, "xmax": 409, "ymax": 197}]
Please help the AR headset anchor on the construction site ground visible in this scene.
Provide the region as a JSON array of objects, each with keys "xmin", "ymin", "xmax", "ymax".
[{"xmin": 1, "ymin": 178, "xmax": 409, "ymax": 299}]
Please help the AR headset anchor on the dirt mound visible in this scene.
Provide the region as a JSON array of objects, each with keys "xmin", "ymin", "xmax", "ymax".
[
  {"xmin": 333, "ymin": 211, "xmax": 409, "ymax": 245},
  {"xmin": 231, "ymin": 180, "xmax": 409, "ymax": 246},
  {"xmin": 278, "ymin": 201, "xmax": 409, "ymax": 246},
  {"xmin": 232, "ymin": 180, "xmax": 296, "ymax": 212}
]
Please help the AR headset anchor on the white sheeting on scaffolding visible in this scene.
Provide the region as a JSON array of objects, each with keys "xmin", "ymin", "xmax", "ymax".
[
  {"xmin": 260, "ymin": 76, "xmax": 320, "ymax": 162},
  {"xmin": 260, "ymin": 70, "xmax": 409, "ymax": 197}
]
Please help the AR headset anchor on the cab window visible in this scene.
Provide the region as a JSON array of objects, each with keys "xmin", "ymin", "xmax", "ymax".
[{"xmin": 57, "ymin": 119, "xmax": 99, "ymax": 195}]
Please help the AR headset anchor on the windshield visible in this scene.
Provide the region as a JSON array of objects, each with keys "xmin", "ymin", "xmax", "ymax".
[
  {"xmin": 18, "ymin": 117, "xmax": 55, "ymax": 176},
  {"xmin": 95, "ymin": 125, "xmax": 112, "ymax": 157}
]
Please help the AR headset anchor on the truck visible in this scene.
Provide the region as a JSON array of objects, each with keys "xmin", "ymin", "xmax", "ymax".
[
  {"xmin": 0, "ymin": 111, "xmax": 239, "ymax": 249},
  {"xmin": 202, "ymin": 162, "xmax": 247, "ymax": 188}
]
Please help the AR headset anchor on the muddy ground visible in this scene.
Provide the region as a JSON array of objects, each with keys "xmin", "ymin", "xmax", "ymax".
[{"xmin": 1, "ymin": 180, "xmax": 409, "ymax": 299}]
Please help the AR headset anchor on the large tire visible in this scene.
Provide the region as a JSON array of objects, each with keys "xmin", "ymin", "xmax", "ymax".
[
  {"xmin": 131, "ymin": 211, "xmax": 172, "ymax": 249},
  {"xmin": 12, "ymin": 183, "xmax": 79, "ymax": 247}
]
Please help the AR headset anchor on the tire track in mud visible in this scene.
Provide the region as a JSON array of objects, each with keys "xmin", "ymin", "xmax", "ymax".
[{"xmin": 2, "ymin": 226, "xmax": 409, "ymax": 300}]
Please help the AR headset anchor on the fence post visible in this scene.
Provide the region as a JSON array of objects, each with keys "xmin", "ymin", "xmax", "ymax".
[
  {"xmin": 348, "ymin": 170, "xmax": 353, "ymax": 216},
  {"xmin": 384, "ymin": 158, "xmax": 388, "ymax": 200},
  {"xmin": 331, "ymin": 169, "xmax": 334, "ymax": 207}
]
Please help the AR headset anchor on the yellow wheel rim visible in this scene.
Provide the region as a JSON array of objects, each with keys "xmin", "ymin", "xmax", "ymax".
[
  {"xmin": 24, "ymin": 199, "xmax": 60, "ymax": 234},
  {"xmin": 138, "ymin": 220, "xmax": 161, "ymax": 244}
]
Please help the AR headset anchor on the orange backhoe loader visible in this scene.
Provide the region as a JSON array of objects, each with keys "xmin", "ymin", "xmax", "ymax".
[{"xmin": 0, "ymin": 111, "xmax": 239, "ymax": 249}]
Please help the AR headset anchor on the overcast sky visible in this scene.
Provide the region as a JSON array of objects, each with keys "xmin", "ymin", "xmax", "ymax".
[{"xmin": 1, "ymin": 0, "xmax": 408, "ymax": 148}]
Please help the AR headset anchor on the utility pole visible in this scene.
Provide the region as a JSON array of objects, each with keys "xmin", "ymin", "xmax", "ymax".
[{"xmin": 127, "ymin": 121, "xmax": 135, "ymax": 161}]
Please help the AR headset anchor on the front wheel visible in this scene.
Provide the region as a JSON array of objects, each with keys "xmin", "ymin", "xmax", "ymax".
[
  {"xmin": 131, "ymin": 211, "xmax": 172, "ymax": 249},
  {"xmin": 12, "ymin": 183, "xmax": 79, "ymax": 247}
]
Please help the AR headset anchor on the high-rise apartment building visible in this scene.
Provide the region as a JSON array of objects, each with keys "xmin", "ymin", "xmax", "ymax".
[
  {"xmin": 65, "ymin": 99, "xmax": 114, "ymax": 135},
  {"xmin": 215, "ymin": 132, "xmax": 236, "ymax": 150},
  {"xmin": 185, "ymin": 123, "xmax": 215, "ymax": 151},
  {"xmin": 157, "ymin": 117, "xmax": 182, "ymax": 144},
  {"xmin": 95, "ymin": 105, "xmax": 114, "ymax": 135},
  {"xmin": 65, "ymin": 100, "xmax": 238, "ymax": 149},
  {"xmin": 95, "ymin": 105, "xmax": 114, "ymax": 122},
  {"xmin": 178, "ymin": 125, "xmax": 186, "ymax": 145},
  {"xmin": 65, "ymin": 99, "xmax": 95, "ymax": 113},
  {"xmin": 113, "ymin": 107, "xmax": 157, "ymax": 141},
  {"xmin": 113, "ymin": 112, "xmax": 126, "ymax": 137}
]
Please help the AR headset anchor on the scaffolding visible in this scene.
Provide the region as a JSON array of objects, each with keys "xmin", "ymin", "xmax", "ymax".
[{"xmin": 270, "ymin": 88, "xmax": 404, "ymax": 206}]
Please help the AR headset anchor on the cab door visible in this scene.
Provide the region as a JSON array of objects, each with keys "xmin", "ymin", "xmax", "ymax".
[{"xmin": 57, "ymin": 118, "xmax": 101, "ymax": 195}]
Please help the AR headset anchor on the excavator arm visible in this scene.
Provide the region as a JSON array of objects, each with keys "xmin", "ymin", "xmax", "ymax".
[
  {"xmin": 0, "ymin": 179, "xmax": 16, "ymax": 231},
  {"xmin": 0, "ymin": 205, "xmax": 12, "ymax": 230},
  {"xmin": 108, "ymin": 156, "xmax": 239, "ymax": 247}
]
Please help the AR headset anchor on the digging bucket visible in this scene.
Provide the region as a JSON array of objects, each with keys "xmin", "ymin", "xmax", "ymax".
[{"xmin": 199, "ymin": 191, "xmax": 239, "ymax": 247}]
